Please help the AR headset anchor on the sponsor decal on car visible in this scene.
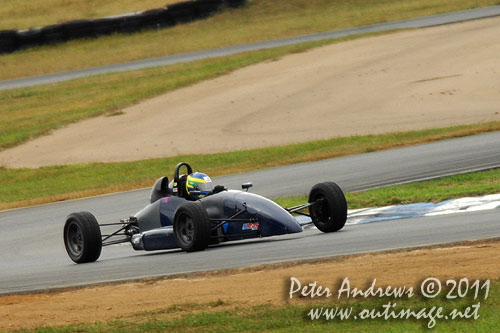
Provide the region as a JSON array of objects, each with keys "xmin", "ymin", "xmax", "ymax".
[{"xmin": 242, "ymin": 222, "xmax": 259, "ymax": 231}]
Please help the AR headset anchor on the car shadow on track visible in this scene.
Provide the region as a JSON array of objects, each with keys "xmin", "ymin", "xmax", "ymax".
[
  {"xmin": 98, "ymin": 228, "xmax": 349, "ymax": 264},
  {"xmin": 133, "ymin": 229, "xmax": 346, "ymax": 258}
]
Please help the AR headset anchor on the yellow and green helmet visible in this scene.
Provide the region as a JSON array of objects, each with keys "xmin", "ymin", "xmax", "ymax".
[{"xmin": 186, "ymin": 172, "xmax": 214, "ymax": 199}]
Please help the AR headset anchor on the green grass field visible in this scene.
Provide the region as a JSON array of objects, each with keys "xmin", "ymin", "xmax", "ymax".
[
  {"xmin": 21, "ymin": 279, "xmax": 500, "ymax": 332},
  {"xmin": 1, "ymin": 0, "xmax": 499, "ymax": 209},
  {"xmin": 274, "ymin": 168, "xmax": 500, "ymax": 210},
  {"xmin": 1, "ymin": 126, "xmax": 499, "ymax": 210},
  {"xmin": 1, "ymin": 0, "xmax": 498, "ymax": 80}
]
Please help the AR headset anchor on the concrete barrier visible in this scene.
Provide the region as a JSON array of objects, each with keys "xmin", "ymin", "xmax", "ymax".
[
  {"xmin": 41, "ymin": 24, "xmax": 67, "ymax": 44},
  {"xmin": 0, "ymin": 30, "xmax": 18, "ymax": 53},
  {"xmin": 225, "ymin": 0, "xmax": 248, "ymax": 8},
  {"xmin": 166, "ymin": 1, "xmax": 198, "ymax": 24},
  {"xmin": 0, "ymin": 0, "xmax": 248, "ymax": 53},
  {"xmin": 62, "ymin": 20, "xmax": 93, "ymax": 39},
  {"xmin": 16, "ymin": 29, "xmax": 43, "ymax": 49},
  {"xmin": 91, "ymin": 17, "xmax": 124, "ymax": 36},
  {"xmin": 196, "ymin": 0, "xmax": 224, "ymax": 18}
]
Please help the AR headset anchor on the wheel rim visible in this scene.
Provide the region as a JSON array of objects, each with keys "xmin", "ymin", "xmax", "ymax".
[
  {"xmin": 311, "ymin": 194, "xmax": 331, "ymax": 226},
  {"xmin": 66, "ymin": 221, "xmax": 83, "ymax": 256},
  {"xmin": 177, "ymin": 213, "xmax": 194, "ymax": 245}
]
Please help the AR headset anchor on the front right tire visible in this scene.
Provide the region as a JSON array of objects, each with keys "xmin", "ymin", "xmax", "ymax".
[{"xmin": 173, "ymin": 201, "xmax": 211, "ymax": 252}]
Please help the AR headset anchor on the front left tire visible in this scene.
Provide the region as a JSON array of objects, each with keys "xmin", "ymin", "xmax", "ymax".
[{"xmin": 308, "ymin": 182, "xmax": 347, "ymax": 232}]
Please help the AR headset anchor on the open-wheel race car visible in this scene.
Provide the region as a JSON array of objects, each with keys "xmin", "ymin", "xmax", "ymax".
[{"xmin": 63, "ymin": 162, "xmax": 348, "ymax": 263}]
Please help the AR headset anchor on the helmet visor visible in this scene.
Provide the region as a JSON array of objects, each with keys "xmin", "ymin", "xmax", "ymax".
[{"xmin": 195, "ymin": 181, "xmax": 214, "ymax": 195}]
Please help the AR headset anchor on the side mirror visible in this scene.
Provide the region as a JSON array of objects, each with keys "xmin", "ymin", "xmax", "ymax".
[{"xmin": 241, "ymin": 182, "xmax": 253, "ymax": 191}]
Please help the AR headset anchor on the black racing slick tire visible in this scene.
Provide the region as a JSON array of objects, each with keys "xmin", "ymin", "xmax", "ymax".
[
  {"xmin": 173, "ymin": 201, "xmax": 211, "ymax": 252},
  {"xmin": 64, "ymin": 212, "xmax": 102, "ymax": 263},
  {"xmin": 308, "ymin": 182, "xmax": 347, "ymax": 232}
]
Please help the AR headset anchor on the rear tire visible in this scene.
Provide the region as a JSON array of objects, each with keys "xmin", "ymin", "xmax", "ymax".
[
  {"xmin": 173, "ymin": 202, "xmax": 211, "ymax": 252},
  {"xmin": 64, "ymin": 212, "xmax": 102, "ymax": 263},
  {"xmin": 308, "ymin": 182, "xmax": 347, "ymax": 232}
]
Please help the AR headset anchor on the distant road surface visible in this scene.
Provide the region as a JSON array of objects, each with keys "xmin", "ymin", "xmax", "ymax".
[
  {"xmin": 1, "ymin": 132, "xmax": 499, "ymax": 294},
  {"xmin": 1, "ymin": 5, "xmax": 500, "ymax": 90}
]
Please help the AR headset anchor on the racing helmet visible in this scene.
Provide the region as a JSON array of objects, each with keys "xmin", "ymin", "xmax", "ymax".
[{"xmin": 186, "ymin": 172, "xmax": 214, "ymax": 199}]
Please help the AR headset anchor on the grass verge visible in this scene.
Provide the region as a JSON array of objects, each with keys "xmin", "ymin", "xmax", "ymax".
[
  {"xmin": 274, "ymin": 168, "xmax": 500, "ymax": 210},
  {"xmin": 22, "ymin": 279, "xmax": 500, "ymax": 332},
  {"xmin": 1, "ymin": 122, "xmax": 500, "ymax": 210},
  {"xmin": 1, "ymin": 0, "xmax": 499, "ymax": 80}
]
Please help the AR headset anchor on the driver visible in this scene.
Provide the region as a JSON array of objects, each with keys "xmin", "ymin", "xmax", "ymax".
[
  {"xmin": 183, "ymin": 172, "xmax": 227, "ymax": 200},
  {"xmin": 185, "ymin": 172, "xmax": 215, "ymax": 200}
]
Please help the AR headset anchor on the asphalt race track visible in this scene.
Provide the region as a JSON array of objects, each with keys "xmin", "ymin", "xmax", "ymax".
[
  {"xmin": 1, "ymin": 5, "xmax": 500, "ymax": 91},
  {"xmin": 1, "ymin": 132, "xmax": 499, "ymax": 294}
]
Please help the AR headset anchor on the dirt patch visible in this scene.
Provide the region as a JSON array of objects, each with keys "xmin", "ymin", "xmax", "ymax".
[
  {"xmin": 1, "ymin": 238, "xmax": 499, "ymax": 330},
  {"xmin": 1, "ymin": 17, "xmax": 500, "ymax": 168}
]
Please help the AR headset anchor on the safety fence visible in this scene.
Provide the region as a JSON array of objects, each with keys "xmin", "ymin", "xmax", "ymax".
[{"xmin": 0, "ymin": 0, "xmax": 247, "ymax": 54}]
